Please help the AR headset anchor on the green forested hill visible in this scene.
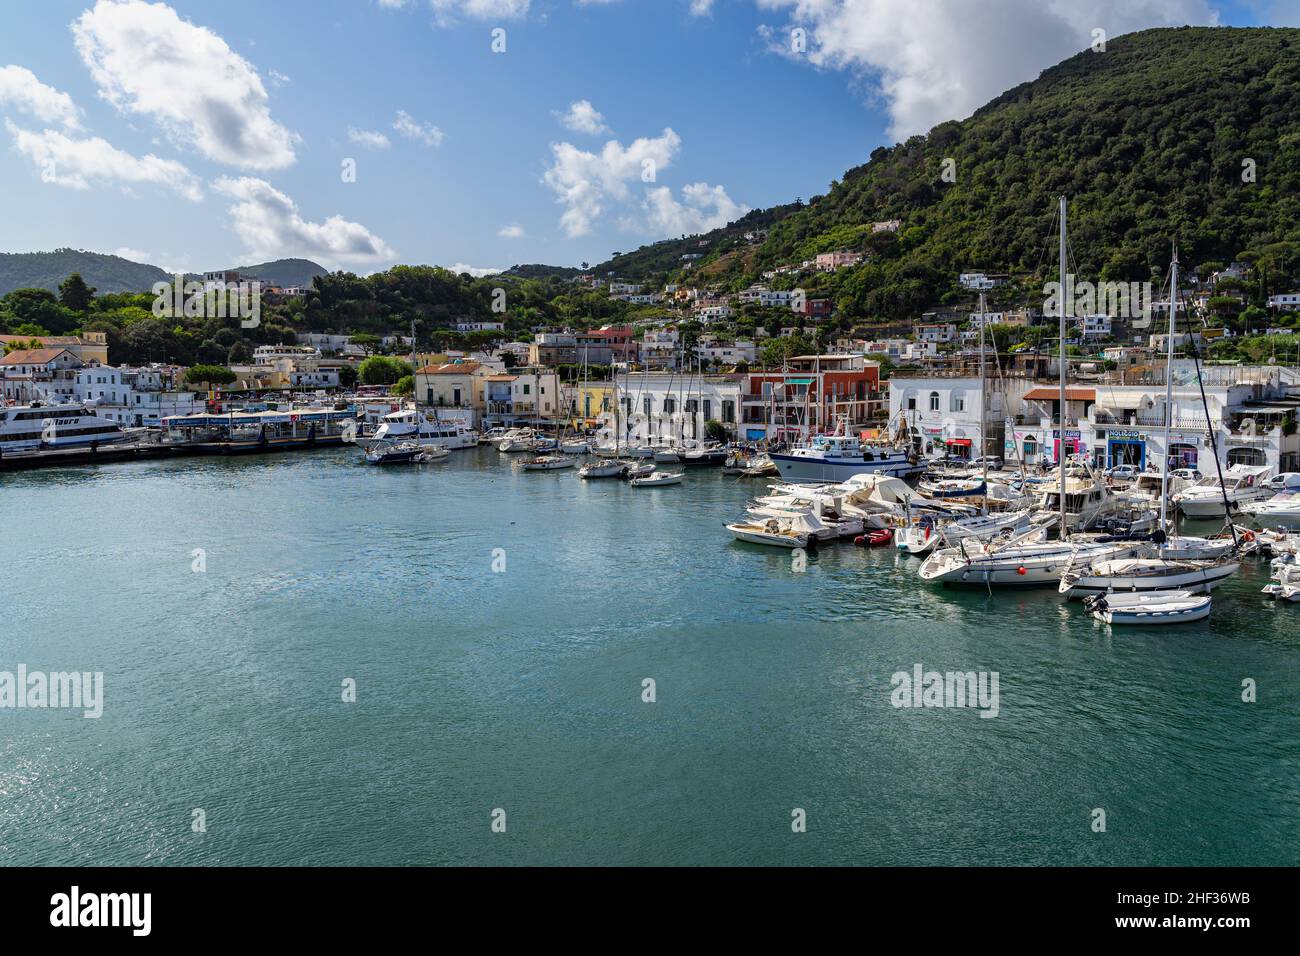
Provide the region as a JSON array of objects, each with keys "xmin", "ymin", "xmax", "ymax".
[
  {"xmin": 595, "ymin": 26, "xmax": 1300, "ymax": 319},
  {"xmin": 0, "ymin": 249, "xmax": 171, "ymax": 296},
  {"xmin": 224, "ymin": 258, "xmax": 327, "ymax": 287}
]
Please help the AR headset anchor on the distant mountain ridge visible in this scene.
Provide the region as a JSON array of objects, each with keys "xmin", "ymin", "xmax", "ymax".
[
  {"xmin": 0, "ymin": 249, "xmax": 171, "ymax": 297},
  {"xmin": 0, "ymin": 249, "xmax": 329, "ymax": 296}
]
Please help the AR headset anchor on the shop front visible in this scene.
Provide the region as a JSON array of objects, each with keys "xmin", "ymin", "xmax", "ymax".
[
  {"xmin": 1106, "ymin": 430, "xmax": 1146, "ymax": 469},
  {"xmin": 1053, "ymin": 428, "xmax": 1083, "ymax": 463}
]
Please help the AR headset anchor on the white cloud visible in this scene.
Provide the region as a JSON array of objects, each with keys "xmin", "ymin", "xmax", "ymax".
[
  {"xmin": 72, "ymin": 0, "xmax": 298, "ymax": 170},
  {"xmin": 114, "ymin": 246, "xmax": 152, "ymax": 261},
  {"xmin": 0, "ymin": 66, "xmax": 81, "ymax": 129},
  {"xmin": 555, "ymin": 99, "xmax": 611, "ymax": 135},
  {"xmin": 635, "ymin": 182, "xmax": 750, "ymax": 236},
  {"xmin": 348, "ymin": 126, "xmax": 392, "ymax": 149},
  {"xmin": 498, "ymin": 224, "xmax": 527, "ymax": 238},
  {"xmin": 6, "ymin": 120, "xmax": 203, "ymax": 200},
  {"xmin": 689, "ymin": 0, "xmax": 716, "ymax": 14},
  {"xmin": 212, "ymin": 176, "xmax": 396, "ymax": 268},
  {"xmin": 754, "ymin": 0, "xmax": 1218, "ymax": 139},
  {"xmin": 427, "ymin": 0, "xmax": 532, "ymax": 25},
  {"xmin": 267, "ymin": 69, "xmax": 291, "ymax": 87},
  {"xmin": 393, "ymin": 110, "xmax": 443, "ymax": 147},
  {"xmin": 447, "ymin": 262, "xmax": 504, "ymax": 277},
  {"xmin": 542, "ymin": 128, "xmax": 682, "ymax": 237}
]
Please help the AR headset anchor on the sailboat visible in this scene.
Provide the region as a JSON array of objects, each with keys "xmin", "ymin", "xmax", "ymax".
[
  {"xmin": 1059, "ymin": 244, "xmax": 1239, "ymax": 599},
  {"xmin": 919, "ymin": 198, "xmax": 1142, "ymax": 586}
]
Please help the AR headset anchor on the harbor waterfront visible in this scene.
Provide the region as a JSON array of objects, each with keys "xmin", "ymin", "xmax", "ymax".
[{"xmin": 2, "ymin": 446, "xmax": 1297, "ymax": 866}]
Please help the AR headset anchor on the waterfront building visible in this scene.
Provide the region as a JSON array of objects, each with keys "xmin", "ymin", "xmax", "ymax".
[
  {"xmin": 613, "ymin": 371, "xmax": 743, "ymax": 444},
  {"xmin": 744, "ymin": 355, "xmax": 883, "ymax": 443},
  {"xmin": 0, "ymin": 347, "xmax": 83, "ymax": 403},
  {"xmin": 415, "ymin": 360, "xmax": 487, "ymax": 425},
  {"xmin": 890, "ymin": 372, "xmax": 1030, "ymax": 460},
  {"xmin": 480, "ymin": 367, "xmax": 562, "ymax": 427},
  {"xmin": 916, "ymin": 323, "xmax": 958, "ymax": 344},
  {"xmin": 65, "ymin": 365, "xmax": 203, "ymax": 426}
]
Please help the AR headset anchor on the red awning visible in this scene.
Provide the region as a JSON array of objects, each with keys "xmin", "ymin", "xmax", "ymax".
[
  {"xmin": 1023, "ymin": 387, "xmax": 1096, "ymax": 401},
  {"xmin": 948, "ymin": 438, "xmax": 972, "ymax": 446}
]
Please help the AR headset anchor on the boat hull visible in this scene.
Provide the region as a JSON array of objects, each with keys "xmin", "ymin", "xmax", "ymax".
[
  {"xmin": 769, "ymin": 454, "xmax": 923, "ymax": 483},
  {"xmin": 1063, "ymin": 561, "xmax": 1239, "ymax": 598}
]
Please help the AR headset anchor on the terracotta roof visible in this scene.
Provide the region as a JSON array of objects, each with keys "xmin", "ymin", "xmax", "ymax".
[
  {"xmin": 0, "ymin": 348, "xmax": 74, "ymax": 365},
  {"xmin": 1023, "ymin": 386, "xmax": 1096, "ymax": 401},
  {"xmin": 484, "ymin": 374, "xmax": 518, "ymax": 382},
  {"xmin": 418, "ymin": 361, "xmax": 482, "ymax": 375}
]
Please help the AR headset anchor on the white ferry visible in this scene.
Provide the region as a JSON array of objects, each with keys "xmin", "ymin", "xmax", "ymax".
[
  {"xmin": 0, "ymin": 401, "xmax": 130, "ymax": 453},
  {"xmin": 770, "ymin": 429, "xmax": 923, "ymax": 483},
  {"xmin": 366, "ymin": 410, "xmax": 478, "ymax": 449}
]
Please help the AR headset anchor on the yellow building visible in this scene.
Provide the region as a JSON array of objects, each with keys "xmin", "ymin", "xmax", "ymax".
[{"xmin": 572, "ymin": 381, "xmax": 614, "ymax": 427}]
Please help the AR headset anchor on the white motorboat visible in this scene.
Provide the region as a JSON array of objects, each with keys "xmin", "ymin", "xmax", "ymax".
[
  {"xmin": 560, "ymin": 440, "xmax": 592, "ymax": 455},
  {"xmin": 727, "ymin": 513, "xmax": 822, "ymax": 549},
  {"xmin": 367, "ymin": 409, "xmax": 477, "ymax": 449},
  {"xmin": 497, "ymin": 428, "xmax": 538, "ymax": 452},
  {"xmin": 1084, "ymin": 590, "xmax": 1212, "ymax": 625},
  {"xmin": 415, "ymin": 444, "xmax": 450, "ymax": 462},
  {"xmin": 769, "ymin": 422, "xmax": 922, "ymax": 483},
  {"xmin": 1262, "ymin": 555, "xmax": 1300, "ymax": 601},
  {"xmin": 1256, "ymin": 528, "xmax": 1299, "ymax": 557},
  {"xmin": 653, "ymin": 448, "xmax": 682, "ymax": 464},
  {"xmin": 1243, "ymin": 491, "xmax": 1300, "ymax": 527},
  {"xmin": 1036, "ymin": 473, "xmax": 1132, "ymax": 532},
  {"xmin": 365, "ymin": 440, "xmax": 424, "ymax": 465},
  {"xmin": 1059, "ymin": 549, "xmax": 1239, "ymax": 597},
  {"xmin": 623, "ymin": 462, "xmax": 655, "ymax": 479},
  {"xmin": 1173, "ymin": 464, "xmax": 1275, "ymax": 517},
  {"xmin": 521, "ymin": 455, "xmax": 576, "ymax": 471},
  {"xmin": 630, "ymin": 470, "xmax": 683, "ymax": 487},
  {"xmin": 895, "ymin": 521, "xmax": 941, "ymax": 556}
]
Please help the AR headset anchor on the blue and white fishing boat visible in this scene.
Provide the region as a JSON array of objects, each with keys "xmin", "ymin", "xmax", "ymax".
[{"xmin": 769, "ymin": 421, "xmax": 922, "ymax": 484}]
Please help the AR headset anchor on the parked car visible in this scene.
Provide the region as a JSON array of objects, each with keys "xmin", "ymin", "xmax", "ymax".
[
  {"xmin": 970, "ymin": 455, "xmax": 1004, "ymax": 470},
  {"xmin": 1170, "ymin": 468, "xmax": 1202, "ymax": 483},
  {"xmin": 1263, "ymin": 471, "xmax": 1300, "ymax": 491},
  {"xmin": 1105, "ymin": 464, "xmax": 1139, "ymax": 481}
]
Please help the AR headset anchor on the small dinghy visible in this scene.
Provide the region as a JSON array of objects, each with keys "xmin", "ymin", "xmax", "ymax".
[
  {"xmin": 630, "ymin": 470, "xmax": 683, "ymax": 487},
  {"xmin": 855, "ymin": 528, "xmax": 894, "ymax": 547},
  {"xmin": 521, "ymin": 455, "xmax": 576, "ymax": 471},
  {"xmin": 623, "ymin": 462, "xmax": 655, "ymax": 480},
  {"xmin": 414, "ymin": 444, "xmax": 450, "ymax": 462},
  {"xmin": 1084, "ymin": 589, "xmax": 1211, "ymax": 625}
]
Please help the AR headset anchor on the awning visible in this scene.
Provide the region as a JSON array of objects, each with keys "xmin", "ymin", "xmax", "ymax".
[
  {"xmin": 1024, "ymin": 387, "xmax": 1096, "ymax": 401},
  {"xmin": 779, "ymin": 379, "xmax": 815, "ymax": 387},
  {"xmin": 948, "ymin": 438, "xmax": 972, "ymax": 447}
]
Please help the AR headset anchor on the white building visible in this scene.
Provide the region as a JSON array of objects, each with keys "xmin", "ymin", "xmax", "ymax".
[
  {"xmin": 609, "ymin": 371, "xmax": 742, "ymax": 444},
  {"xmin": 454, "ymin": 321, "xmax": 506, "ymax": 333},
  {"xmin": 63, "ymin": 365, "xmax": 203, "ymax": 426},
  {"xmin": 1266, "ymin": 293, "xmax": 1300, "ymax": 311},
  {"xmin": 694, "ymin": 340, "xmax": 758, "ymax": 367},
  {"xmin": 890, "ymin": 374, "xmax": 1029, "ymax": 459},
  {"xmin": 697, "ymin": 305, "xmax": 734, "ymax": 323},
  {"xmin": 916, "ymin": 323, "xmax": 958, "ymax": 344}
]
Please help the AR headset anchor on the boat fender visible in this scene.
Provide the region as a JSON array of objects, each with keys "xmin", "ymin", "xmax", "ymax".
[
  {"xmin": 854, "ymin": 535, "xmax": 865, "ymax": 547},
  {"xmin": 1016, "ymin": 566, "xmax": 1027, "ymax": 576}
]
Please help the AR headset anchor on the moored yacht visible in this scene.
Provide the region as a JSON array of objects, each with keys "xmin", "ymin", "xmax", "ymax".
[
  {"xmin": 368, "ymin": 409, "xmax": 477, "ymax": 449},
  {"xmin": 1173, "ymin": 464, "xmax": 1275, "ymax": 517},
  {"xmin": 770, "ymin": 423, "xmax": 922, "ymax": 483}
]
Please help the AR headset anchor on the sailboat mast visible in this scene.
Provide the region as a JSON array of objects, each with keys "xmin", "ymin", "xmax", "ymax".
[
  {"xmin": 1160, "ymin": 245, "xmax": 1178, "ymax": 540},
  {"xmin": 1058, "ymin": 196, "xmax": 1069, "ymax": 538},
  {"xmin": 978, "ymin": 288, "xmax": 988, "ymax": 514}
]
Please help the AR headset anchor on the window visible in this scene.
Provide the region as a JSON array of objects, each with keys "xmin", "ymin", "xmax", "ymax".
[
  {"xmin": 703, "ymin": 399, "xmax": 712, "ymax": 421},
  {"xmin": 523, "ymin": 384, "xmax": 530, "ymax": 395},
  {"xmin": 722, "ymin": 400, "xmax": 735, "ymax": 423},
  {"xmin": 643, "ymin": 397, "xmax": 652, "ymax": 417},
  {"xmin": 951, "ymin": 392, "xmax": 965, "ymax": 413},
  {"xmin": 664, "ymin": 398, "xmax": 676, "ymax": 414},
  {"xmin": 929, "ymin": 391, "xmax": 940, "ymax": 412}
]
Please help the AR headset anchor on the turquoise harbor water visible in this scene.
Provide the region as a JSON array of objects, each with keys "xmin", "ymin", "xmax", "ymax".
[{"xmin": 1, "ymin": 446, "xmax": 1297, "ymax": 866}]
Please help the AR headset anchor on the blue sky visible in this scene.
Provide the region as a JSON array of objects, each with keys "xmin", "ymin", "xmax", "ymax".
[{"xmin": 0, "ymin": 0, "xmax": 1290, "ymax": 277}]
